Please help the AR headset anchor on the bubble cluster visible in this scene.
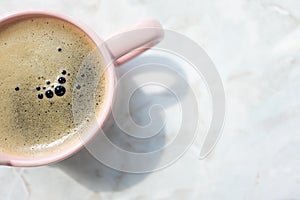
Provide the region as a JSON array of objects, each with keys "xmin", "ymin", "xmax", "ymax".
[
  {"xmin": 37, "ymin": 70, "xmax": 68, "ymax": 99},
  {"xmin": 14, "ymin": 69, "xmax": 69, "ymax": 100}
]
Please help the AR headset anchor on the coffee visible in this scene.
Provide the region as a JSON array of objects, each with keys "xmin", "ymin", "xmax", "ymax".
[{"xmin": 0, "ymin": 16, "xmax": 107, "ymax": 157}]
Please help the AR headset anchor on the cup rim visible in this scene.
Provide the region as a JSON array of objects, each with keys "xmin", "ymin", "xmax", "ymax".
[{"xmin": 0, "ymin": 10, "xmax": 115, "ymax": 167}]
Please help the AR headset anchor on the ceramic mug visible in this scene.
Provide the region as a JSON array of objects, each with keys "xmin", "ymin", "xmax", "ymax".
[{"xmin": 0, "ymin": 10, "xmax": 163, "ymax": 167}]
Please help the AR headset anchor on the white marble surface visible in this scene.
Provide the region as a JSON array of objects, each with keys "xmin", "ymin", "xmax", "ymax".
[{"xmin": 1, "ymin": 0, "xmax": 300, "ymax": 199}]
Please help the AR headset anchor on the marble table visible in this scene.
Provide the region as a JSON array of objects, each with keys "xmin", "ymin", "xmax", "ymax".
[{"xmin": 1, "ymin": 0, "xmax": 300, "ymax": 199}]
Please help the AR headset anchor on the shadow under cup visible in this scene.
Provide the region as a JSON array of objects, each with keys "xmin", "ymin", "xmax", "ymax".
[{"xmin": 0, "ymin": 11, "xmax": 115, "ymax": 167}]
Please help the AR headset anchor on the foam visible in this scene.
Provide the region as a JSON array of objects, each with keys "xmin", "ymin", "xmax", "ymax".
[{"xmin": 0, "ymin": 17, "xmax": 106, "ymax": 157}]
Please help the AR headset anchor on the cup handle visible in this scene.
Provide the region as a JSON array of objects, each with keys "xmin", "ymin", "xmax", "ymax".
[{"xmin": 104, "ymin": 20, "xmax": 164, "ymax": 65}]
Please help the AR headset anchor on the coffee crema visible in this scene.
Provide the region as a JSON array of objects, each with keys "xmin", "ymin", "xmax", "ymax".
[{"xmin": 0, "ymin": 16, "xmax": 107, "ymax": 157}]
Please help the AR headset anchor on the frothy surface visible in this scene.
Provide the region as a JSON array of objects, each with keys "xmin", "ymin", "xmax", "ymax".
[{"xmin": 0, "ymin": 17, "xmax": 106, "ymax": 157}]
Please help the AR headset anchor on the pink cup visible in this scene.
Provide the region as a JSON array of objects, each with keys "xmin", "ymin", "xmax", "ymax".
[{"xmin": 0, "ymin": 10, "xmax": 163, "ymax": 167}]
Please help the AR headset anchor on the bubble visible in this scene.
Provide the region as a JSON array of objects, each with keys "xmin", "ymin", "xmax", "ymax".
[
  {"xmin": 54, "ymin": 85, "xmax": 66, "ymax": 96},
  {"xmin": 57, "ymin": 47, "xmax": 62, "ymax": 52},
  {"xmin": 37, "ymin": 94, "xmax": 43, "ymax": 99},
  {"xmin": 15, "ymin": 87, "xmax": 19, "ymax": 91},
  {"xmin": 36, "ymin": 86, "xmax": 41, "ymax": 91},
  {"xmin": 58, "ymin": 77, "xmax": 66, "ymax": 84},
  {"xmin": 45, "ymin": 90, "xmax": 54, "ymax": 98},
  {"xmin": 43, "ymin": 86, "xmax": 46, "ymax": 90},
  {"xmin": 61, "ymin": 70, "xmax": 67, "ymax": 75},
  {"xmin": 46, "ymin": 80, "xmax": 51, "ymax": 85}
]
